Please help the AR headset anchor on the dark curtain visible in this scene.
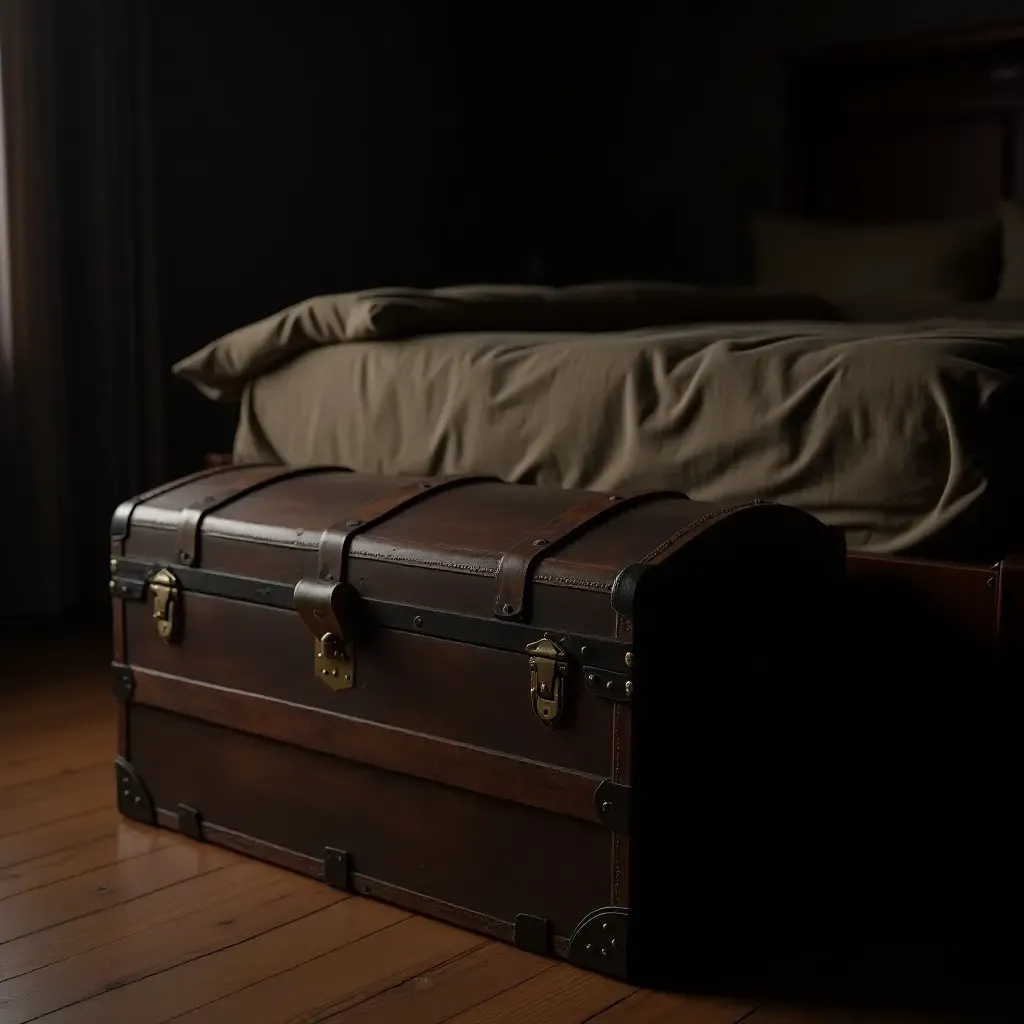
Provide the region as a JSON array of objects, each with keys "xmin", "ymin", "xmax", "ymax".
[{"xmin": 0, "ymin": 0, "xmax": 165, "ymax": 619}]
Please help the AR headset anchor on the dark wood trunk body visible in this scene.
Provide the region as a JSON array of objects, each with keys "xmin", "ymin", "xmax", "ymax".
[{"xmin": 110, "ymin": 465, "xmax": 853, "ymax": 988}]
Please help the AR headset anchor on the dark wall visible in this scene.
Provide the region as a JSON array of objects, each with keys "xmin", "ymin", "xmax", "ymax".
[
  {"xmin": 678, "ymin": 0, "xmax": 1024, "ymax": 281},
  {"xmin": 564, "ymin": 0, "xmax": 1024, "ymax": 286}
]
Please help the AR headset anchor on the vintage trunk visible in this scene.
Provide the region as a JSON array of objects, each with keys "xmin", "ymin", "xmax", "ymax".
[{"xmin": 109, "ymin": 465, "xmax": 850, "ymax": 987}]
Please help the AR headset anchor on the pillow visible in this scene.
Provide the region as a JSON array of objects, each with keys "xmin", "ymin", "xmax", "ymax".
[
  {"xmin": 753, "ymin": 215, "xmax": 1000, "ymax": 303},
  {"xmin": 997, "ymin": 200, "xmax": 1024, "ymax": 300}
]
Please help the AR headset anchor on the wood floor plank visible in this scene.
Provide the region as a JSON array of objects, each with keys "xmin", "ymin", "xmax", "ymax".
[
  {"xmin": 0, "ymin": 765, "xmax": 109, "ymax": 839},
  {"xmin": 0, "ymin": 691, "xmax": 108, "ymax": 736},
  {"xmin": 0, "ymin": 764, "xmax": 108, "ymax": 813},
  {"xmin": 0, "ymin": 856, "xmax": 287, "ymax": 983},
  {"xmin": 1, "ymin": 717, "xmax": 111, "ymax": 767},
  {"xmin": 0, "ymin": 821, "xmax": 177, "ymax": 901},
  {"xmin": 0, "ymin": 839, "xmax": 235, "ymax": 944},
  {"xmin": 0, "ymin": 808, "xmax": 118, "ymax": 871},
  {"xmin": 583, "ymin": 988, "xmax": 758, "ymax": 1024},
  {"xmin": 30, "ymin": 895, "xmax": 410, "ymax": 1024},
  {"xmin": 440, "ymin": 963, "xmax": 635, "ymax": 1024},
  {"xmin": 171, "ymin": 914, "xmax": 485, "ymax": 1024},
  {"xmin": 0, "ymin": 868, "xmax": 341, "ymax": 1024},
  {"xmin": 0, "ymin": 734, "xmax": 112, "ymax": 790},
  {"xmin": 314, "ymin": 941, "xmax": 555, "ymax": 1024}
]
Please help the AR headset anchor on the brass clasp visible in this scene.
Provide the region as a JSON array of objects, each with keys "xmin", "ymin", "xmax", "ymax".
[
  {"xmin": 148, "ymin": 568, "xmax": 180, "ymax": 643},
  {"xmin": 527, "ymin": 636, "xmax": 567, "ymax": 726},
  {"xmin": 315, "ymin": 631, "xmax": 354, "ymax": 691},
  {"xmin": 294, "ymin": 577, "xmax": 358, "ymax": 690}
]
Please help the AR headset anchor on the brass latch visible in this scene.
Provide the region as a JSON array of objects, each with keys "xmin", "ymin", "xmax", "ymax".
[
  {"xmin": 294, "ymin": 577, "xmax": 357, "ymax": 691},
  {"xmin": 315, "ymin": 631, "xmax": 354, "ymax": 692},
  {"xmin": 527, "ymin": 636, "xmax": 567, "ymax": 726},
  {"xmin": 148, "ymin": 568, "xmax": 180, "ymax": 643}
]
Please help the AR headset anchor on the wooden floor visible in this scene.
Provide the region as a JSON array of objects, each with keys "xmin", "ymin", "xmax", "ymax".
[{"xmin": 0, "ymin": 625, "xmax": 999, "ymax": 1024}]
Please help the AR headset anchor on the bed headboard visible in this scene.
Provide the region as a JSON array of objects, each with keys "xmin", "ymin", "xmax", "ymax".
[{"xmin": 784, "ymin": 22, "xmax": 1024, "ymax": 221}]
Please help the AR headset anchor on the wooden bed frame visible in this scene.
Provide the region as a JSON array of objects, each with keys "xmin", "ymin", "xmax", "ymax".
[{"xmin": 782, "ymin": 24, "xmax": 1024, "ymax": 946}]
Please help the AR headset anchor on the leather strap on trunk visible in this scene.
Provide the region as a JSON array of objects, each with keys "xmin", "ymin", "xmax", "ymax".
[
  {"xmin": 493, "ymin": 489, "xmax": 685, "ymax": 621},
  {"xmin": 110, "ymin": 463, "xmax": 243, "ymax": 550},
  {"xmin": 318, "ymin": 476, "xmax": 498, "ymax": 583},
  {"xmin": 177, "ymin": 465, "xmax": 345, "ymax": 566}
]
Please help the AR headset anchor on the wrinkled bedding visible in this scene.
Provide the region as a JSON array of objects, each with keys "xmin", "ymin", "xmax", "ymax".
[{"xmin": 174, "ymin": 285, "xmax": 1024, "ymax": 559}]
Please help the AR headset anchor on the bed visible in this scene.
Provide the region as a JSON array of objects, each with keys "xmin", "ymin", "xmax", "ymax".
[
  {"xmin": 176, "ymin": 285, "xmax": 1024, "ymax": 559},
  {"xmin": 174, "ymin": 22, "xmax": 1024, "ymax": 956},
  {"xmin": 176, "ymin": 27, "xmax": 1024, "ymax": 560}
]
